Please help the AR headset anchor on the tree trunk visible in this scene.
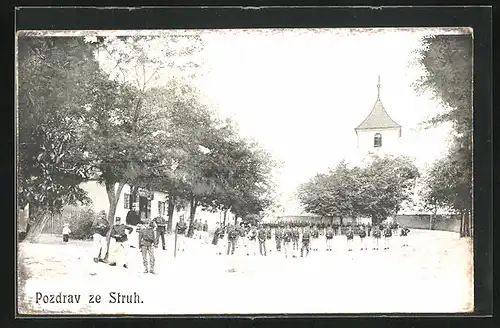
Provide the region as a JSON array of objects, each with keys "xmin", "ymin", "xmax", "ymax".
[
  {"xmin": 339, "ymin": 216, "xmax": 343, "ymax": 226},
  {"xmin": 464, "ymin": 210, "xmax": 471, "ymax": 237},
  {"xmin": 234, "ymin": 216, "xmax": 238, "ymax": 225},
  {"xmin": 459, "ymin": 211, "xmax": 464, "ymax": 237},
  {"xmin": 166, "ymin": 194, "xmax": 175, "ymax": 233},
  {"xmin": 24, "ymin": 206, "xmax": 51, "ymax": 243},
  {"xmin": 223, "ymin": 209, "xmax": 228, "ymax": 226},
  {"xmin": 104, "ymin": 181, "xmax": 125, "ymax": 260},
  {"xmin": 187, "ymin": 196, "xmax": 197, "ymax": 238}
]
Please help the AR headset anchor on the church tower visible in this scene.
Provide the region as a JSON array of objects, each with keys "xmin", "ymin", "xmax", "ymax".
[{"xmin": 355, "ymin": 76, "xmax": 402, "ymax": 157}]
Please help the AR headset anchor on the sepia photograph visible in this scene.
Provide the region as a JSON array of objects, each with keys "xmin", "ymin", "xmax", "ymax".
[{"xmin": 16, "ymin": 26, "xmax": 474, "ymax": 315}]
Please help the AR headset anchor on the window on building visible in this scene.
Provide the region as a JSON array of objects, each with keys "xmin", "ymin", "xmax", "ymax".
[
  {"xmin": 158, "ymin": 201, "xmax": 166, "ymax": 216},
  {"xmin": 124, "ymin": 193, "xmax": 131, "ymax": 209},
  {"xmin": 374, "ymin": 133, "xmax": 382, "ymax": 148}
]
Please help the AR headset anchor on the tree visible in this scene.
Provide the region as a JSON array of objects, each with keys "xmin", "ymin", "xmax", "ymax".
[
  {"xmin": 413, "ymin": 33, "xmax": 473, "ymax": 237},
  {"xmin": 17, "ymin": 35, "xmax": 97, "ymax": 242},
  {"xmin": 298, "ymin": 156, "xmax": 419, "ymax": 226}
]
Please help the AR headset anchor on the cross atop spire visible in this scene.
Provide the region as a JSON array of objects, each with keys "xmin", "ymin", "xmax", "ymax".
[{"xmin": 377, "ymin": 75, "xmax": 381, "ymax": 99}]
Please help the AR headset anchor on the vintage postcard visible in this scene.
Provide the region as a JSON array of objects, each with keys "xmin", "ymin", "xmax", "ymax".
[{"xmin": 16, "ymin": 27, "xmax": 474, "ymax": 315}]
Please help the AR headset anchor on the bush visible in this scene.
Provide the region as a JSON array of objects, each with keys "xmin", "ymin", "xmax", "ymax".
[{"xmin": 42, "ymin": 206, "xmax": 97, "ymax": 240}]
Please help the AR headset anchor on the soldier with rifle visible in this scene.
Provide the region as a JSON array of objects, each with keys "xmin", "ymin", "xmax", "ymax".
[{"xmin": 153, "ymin": 216, "xmax": 167, "ymax": 250}]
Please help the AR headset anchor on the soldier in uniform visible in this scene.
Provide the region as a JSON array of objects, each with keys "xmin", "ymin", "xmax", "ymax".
[
  {"xmin": 202, "ymin": 220, "xmax": 209, "ymax": 243},
  {"xmin": 301, "ymin": 225, "xmax": 311, "ymax": 257},
  {"xmin": 372, "ymin": 225, "xmax": 381, "ymax": 250},
  {"xmin": 359, "ymin": 224, "xmax": 367, "ymax": 250},
  {"xmin": 274, "ymin": 225, "xmax": 283, "ymax": 252},
  {"xmin": 346, "ymin": 225, "xmax": 354, "ymax": 251},
  {"xmin": 247, "ymin": 224, "xmax": 258, "ymax": 256},
  {"xmin": 291, "ymin": 225, "xmax": 300, "ymax": 252},
  {"xmin": 325, "ymin": 225, "xmax": 334, "ymax": 251},
  {"xmin": 400, "ymin": 225, "xmax": 410, "ymax": 247},
  {"xmin": 282, "ymin": 224, "xmax": 293, "ymax": 258},
  {"xmin": 257, "ymin": 224, "xmax": 267, "ymax": 256},
  {"xmin": 175, "ymin": 216, "xmax": 188, "ymax": 252},
  {"xmin": 91, "ymin": 210, "xmax": 110, "ymax": 263},
  {"xmin": 311, "ymin": 224, "xmax": 319, "ymax": 251},
  {"xmin": 139, "ymin": 218, "xmax": 156, "ymax": 274},
  {"xmin": 153, "ymin": 216, "xmax": 167, "ymax": 250},
  {"xmin": 383, "ymin": 223, "xmax": 393, "ymax": 250},
  {"xmin": 109, "ymin": 217, "xmax": 133, "ymax": 268},
  {"xmin": 227, "ymin": 224, "xmax": 239, "ymax": 255}
]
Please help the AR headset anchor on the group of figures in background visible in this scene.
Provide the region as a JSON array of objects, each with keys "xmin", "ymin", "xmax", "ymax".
[{"xmin": 211, "ymin": 221, "xmax": 411, "ymax": 258}]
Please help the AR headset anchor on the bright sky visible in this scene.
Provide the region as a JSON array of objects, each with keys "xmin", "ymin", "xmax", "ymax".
[{"xmin": 48, "ymin": 28, "xmax": 469, "ymax": 211}]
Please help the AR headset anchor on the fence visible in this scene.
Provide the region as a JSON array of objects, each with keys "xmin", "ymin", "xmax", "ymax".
[{"xmin": 394, "ymin": 214, "xmax": 461, "ymax": 233}]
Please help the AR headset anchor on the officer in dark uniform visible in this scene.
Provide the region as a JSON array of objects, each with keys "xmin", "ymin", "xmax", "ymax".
[
  {"xmin": 301, "ymin": 225, "xmax": 311, "ymax": 257},
  {"xmin": 153, "ymin": 216, "xmax": 167, "ymax": 250},
  {"xmin": 274, "ymin": 225, "xmax": 283, "ymax": 252}
]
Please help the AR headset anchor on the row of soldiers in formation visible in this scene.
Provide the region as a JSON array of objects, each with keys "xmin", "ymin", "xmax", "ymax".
[{"xmin": 211, "ymin": 221, "xmax": 411, "ymax": 257}]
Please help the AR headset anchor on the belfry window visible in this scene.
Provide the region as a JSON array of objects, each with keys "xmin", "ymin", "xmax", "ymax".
[{"xmin": 374, "ymin": 133, "xmax": 382, "ymax": 148}]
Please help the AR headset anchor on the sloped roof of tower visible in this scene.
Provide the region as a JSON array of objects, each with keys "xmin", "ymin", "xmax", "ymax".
[{"xmin": 355, "ymin": 77, "xmax": 401, "ymax": 131}]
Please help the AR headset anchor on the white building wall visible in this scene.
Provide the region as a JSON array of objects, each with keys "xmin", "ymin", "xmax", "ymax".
[{"xmin": 357, "ymin": 128, "xmax": 401, "ymax": 156}]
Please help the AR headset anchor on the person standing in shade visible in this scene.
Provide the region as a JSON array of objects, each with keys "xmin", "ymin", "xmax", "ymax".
[
  {"xmin": 300, "ymin": 225, "xmax": 311, "ymax": 257},
  {"xmin": 311, "ymin": 224, "xmax": 319, "ymax": 251},
  {"xmin": 383, "ymin": 224, "xmax": 393, "ymax": 250},
  {"xmin": 91, "ymin": 211, "xmax": 109, "ymax": 263},
  {"xmin": 125, "ymin": 205, "xmax": 141, "ymax": 249},
  {"xmin": 62, "ymin": 223, "xmax": 71, "ymax": 243},
  {"xmin": 153, "ymin": 216, "xmax": 167, "ymax": 250},
  {"xmin": 372, "ymin": 225, "xmax": 381, "ymax": 250},
  {"xmin": 227, "ymin": 224, "xmax": 239, "ymax": 255},
  {"xmin": 202, "ymin": 220, "xmax": 209, "ymax": 243},
  {"xmin": 257, "ymin": 224, "xmax": 267, "ymax": 256},
  {"xmin": 325, "ymin": 225, "xmax": 334, "ymax": 251},
  {"xmin": 139, "ymin": 218, "xmax": 156, "ymax": 274},
  {"xmin": 359, "ymin": 225, "xmax": 367, "ymax": 250},
  {"xmin": 400, "ymin": 226, "xmax": 410, "ymax": 247},
  {"xmin": 109, "ymin": 217, "xmax": 133, "ymax": 268},
  {"xmin": 274, "ymin": 225, "xmax": 283, "ymax": 252},
  {"xmin": 247, "ymin": 225, "xmax": 258, "ymax": 256},
  {"xmin": 346, "ymin": 225, "xmax": 354, "ymax": 251},
  {"xmin": 291, "ymin": 225, "xmax": 300, "ymax": 252},
  {"xmin": 282, "ymin": 224, "xmax": 293, "ymax": 258},
  {"xmin": 175, "ymin": 216, "xmax": 188, "ymax": 252}
]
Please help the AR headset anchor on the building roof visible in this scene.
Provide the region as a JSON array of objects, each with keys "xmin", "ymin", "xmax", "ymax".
[{"xmin": 355, "ymin": 77, "xmax": 401, "ymax": 131}]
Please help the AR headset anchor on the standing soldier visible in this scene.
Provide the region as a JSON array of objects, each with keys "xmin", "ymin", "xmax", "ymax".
[
  {"xmin": 301, "ymin": 225, "xmax": 311, "ymax": 257},
  {"xmin": 383, "ymin": 223, "xmax": 393, "ymax": 250},
  {"xmin": 139, "ymin": 218, "xmax": 156, "ymax": 274},
  {"xmin": 400, "ymin": 225, "xmax": 410, "ymax": 247},
  {"xmin": 109, "ymin": 217, "xmax": 133, "ymax": 268},
  {"xmin": 176, "ymin": 215, "xmax": 188, "ymax": 252},
  {"xmin": 257, "ymin": 224, "xmax": 267, "ymax": 256},
  {"xmin": 311, "ymin": 224, "xmax": 319, "ymax": 251},
  {"xmin": 325, "ymin": 225, "xmax": 334, "ymax": 251},
  {"xmin": 227, "ymin": 224, "xmax": 239, "ymax": 255},
  {"xmin": 91, "ymin": 210, "xmax": 110, "ymax": 263},
  {"xmin": 153, "ymin": 216, "xmax": 167, "ymax": 250},
  {"xmin": 372, "ymin": 225, "xmax": 381, "ymax": 250},
  {"xmin": 282, "ymin": 224, "xmax": 293, "ymax": 258},
  {"xmin": 346, "ymin": 225, "xmax": 354, "ymax": 251},
  {"xmin": 274, "ymin": 225, "xmax": 283, "ymax": 252},
  {"xmin": 212, "ymin": 222, "xmax": 222, "ymax": 252},
  {"xmin": 367, "ymin": 222, "xmax": 372, "ymax": 237},
  {"xmin": 359, "ymin": 224, "xmax": 367, "ymax": 250},
  {"xmin": 291, "ymin": 225, "xmax": 300, "ymax": 252},
  {"xmin": 247, "ymin": 225, "xmax": 258, "ymax": 256},
  {"xmin": 265, "ymin": 225, "xmax": 272, "ymax": 241},
  {"xmin": 202, "ymin": 220, "xmax": 209, "ymax": 244}
]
